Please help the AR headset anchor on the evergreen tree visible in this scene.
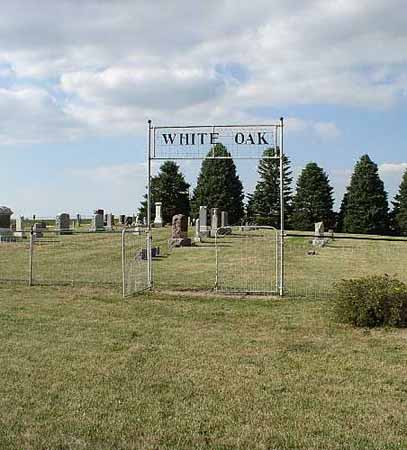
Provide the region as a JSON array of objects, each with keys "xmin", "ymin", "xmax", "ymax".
[
  {"xmin": 336, "ymin": 192, "xmax": 348, "ymax": 232},
  {"xmin": 247, "ymin": 147, "xmax": 292, "ymax": 227},
  {"xmin": 291, "ymin": 162, "xmax": 335, "ymax": 231},
  {"xmin": 342, "ymin": 154, "xmax": 389, "ymax": 234},
  {"xmin": 139, "ymin": 161, "xmax": 190, "ymax": 223},
  {"xmin": 191, "ymin": 143, "xmax": 244, "ymax": 224},
  {"xmin": 392, "ymin": 168, "xmax": 407, "ymax": 235}
]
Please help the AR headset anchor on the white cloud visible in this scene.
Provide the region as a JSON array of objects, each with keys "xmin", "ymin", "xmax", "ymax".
[
  {"xmin": 0, "ymin": 0, "xmax": 406, "ymax": 142},
  {"xmin": 0, "ymin": 86, "xmax": 84, "ymax": 145},
  {"xmin": 70, "ymin": 162, "xmax": 147, "ymax": 185},
  {"xmin": 379, "ymin": 162, "xmax": 407, "ymax": 174}
]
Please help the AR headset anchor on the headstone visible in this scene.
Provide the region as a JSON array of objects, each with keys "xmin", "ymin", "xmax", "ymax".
[
  {"xmin": 0, "ymin": 206, "xmax": 13, "ymax": 241},
  {"xmin": 105, "ymin": 213, "xmax": 114, "ymax": 231},
  {"xmin": 199, "ymin": 206, "xmax": 209, "ymax": 236},
  {"xmin": 90, "ymin": 211, "xmax": 104, "ymax": 232},
  {"xmin": 143, "ymin": 217, "xmax": 147, "ymax": 226},
  {"xmin": 194, "ymin": 218, "xmax": 201, "ymax": 243},
  {"xmin": 76, "ymin": 214, "xmax": 81, "ymax": 228},
  {"xmin": 168, "ymin": 214, "xmax": 191, "ymax": 248},
  {"xmin": 136, "ymin": 247, "xmax": 160, "ymax": 261},
  {"xmin": 211, "ymin": 208, "xmax": 219, "ymax": 236},
  {"xmin": 314, "ymin": 222, "xmax": 324, "ymax": 237},
  {"xmin": 15, "ymin": 216, "xmax": 25, "ymax": 238},
  {"xmin": 33, "ymin": 222, "xmax": 46, "ymax": 238},
  {"xmin": 312, "ymin": 222, "xmax": 327, "ymax": 247},
  {"xmin": 120, "ymin": 214, "xmax": 126, "ymax": 225},
  {"xmin": 154, "ymin": 202, "xmax": 163, "ymax": 227},
  {"xmin": 221, "ymin": 211, "xmax": 228, "ymax": 228},
  {"xmin": 0, "ymin": 206, "xmax": 13, "ymax": 229},
  {"xmin": 56, "ymin": 213, "xmax": 71, "ymax": 235}
]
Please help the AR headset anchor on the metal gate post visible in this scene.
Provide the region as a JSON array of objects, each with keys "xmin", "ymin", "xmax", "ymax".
[
  {"xmin": 215, "ymin": 229, "xmax": 219, "ymax": 291},
  {"xmin": 279, "ymin": 117, "xmax": 285, "ymax": 296},
  {"xmin": 28, "ymin": 227, "xmax": 34, "ymax": 286},
  {"xmin": 121, "ymin": 228, "xmax": 126, "ymax": 298},
  {"xmin": 147, "ymin": 120, "xmax": 153, "ymax": 289}
]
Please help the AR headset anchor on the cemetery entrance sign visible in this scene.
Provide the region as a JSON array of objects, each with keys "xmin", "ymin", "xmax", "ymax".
[{"xmin": 147, "ymin": 119, "xmax": 285, "ymax": 295}]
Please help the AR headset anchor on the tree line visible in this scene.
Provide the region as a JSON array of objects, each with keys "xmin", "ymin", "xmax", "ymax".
[{"xmin": 139, "ymin": 143, "xmax": 407, "ymax": 235}]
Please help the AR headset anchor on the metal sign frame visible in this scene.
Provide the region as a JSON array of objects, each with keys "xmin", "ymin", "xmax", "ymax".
[{"xmin": 146, "ymin": 119, "xmax": 285, "ymax": 296}]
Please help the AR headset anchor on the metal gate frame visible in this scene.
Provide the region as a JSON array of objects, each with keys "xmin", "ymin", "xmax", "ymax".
[
  {"xmin": 146, "ymin": 119, "xmax": 285, "ymax": 296},
  {"xmin": 121, "ymin": 227, "xmax": 150, "ymax": 297},
  {"xmin": 215, "ymin": 226, "xmax": 281, "ymax": 295}
]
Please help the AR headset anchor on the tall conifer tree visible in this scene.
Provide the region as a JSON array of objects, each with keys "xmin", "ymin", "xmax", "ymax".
[
  {"xmin": 247, "ymin": 147, "xmax": 292, "ymax": 227},
  {"xmin": 392, "ymin": 168, "xmax": 407, "ymax": 235},
  {"xmin": 191, "ymin": 143, "xmax": 244, "ymax": 224},
  {"xmin": 342, "ymin": 154, "xmax": 389, "ymax": 234},
  {"xmin": 139, "ymin": 161, "xmax": 190, "ymax": 223},
  {"xmin": 291, "ymin": 162, "xmax": 335, "ymax": 231},
  {"xmin": 343, "ymin": 155, "xmax": 389, "ymax": 234},
  {"xmin": 336, "ymin": 192, "xmax": 348, "ymax": 232}
]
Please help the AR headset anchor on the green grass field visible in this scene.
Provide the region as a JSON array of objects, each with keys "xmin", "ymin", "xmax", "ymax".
[
  {"xmin": 0, "ymin": 285, "xmax": 406, "ymax": 449},
  {"xmin": 1, "ymin": 227, "xmax": 407, "ymax": 448}
]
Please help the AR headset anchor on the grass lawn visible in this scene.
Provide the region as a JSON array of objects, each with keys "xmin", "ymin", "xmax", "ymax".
[{"xmin": 0, "ymin": 285, "xmax": 406, "ymax": 449}]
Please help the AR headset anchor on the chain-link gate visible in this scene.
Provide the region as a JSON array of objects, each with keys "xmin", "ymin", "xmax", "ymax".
[
  {"xmin": 215, "ymin": 226, "xmax": 281, "ymax": 294},
  {"xmin": 121, "ymin": 228, "xmax": 150, "ymax": 297}
]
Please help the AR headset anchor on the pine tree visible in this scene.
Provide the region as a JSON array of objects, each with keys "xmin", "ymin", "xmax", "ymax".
[
  {"xmin": 247, "ymin": 147, "xmax": 292, "ymax": 227},
  {"xmin": 342, "ymin": 154, "xmax": 389, "ymax": 234},
  {"xmin": 139, "ymin": 161, "xmax": 190, "ymax": 223},
  {"xmin": 392, "ymin": 168, "xmax": 407, "ymax": 235},
  {"xmin": 291, "ymin": 162, "xmax": 335, "ymax": 231},
  {"xmin": 336, "ymin": 192, "xmax": 348, "ymax": 232},
  {"xmin": 191, "ymin": 143, "xmax": 244, "ymax": 224}
]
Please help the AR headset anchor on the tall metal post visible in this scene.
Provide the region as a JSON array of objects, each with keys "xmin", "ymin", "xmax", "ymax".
[
  {"xmin": 28, "ymin": 227, "xmax": 34, "ymax": 286},
  {"xmin": 121, "ymin": 228, "xmax": 126, "ymax": 298},
  {"xmin": 279, "ymin": 117, "xmax": 285, "ymax": 296},
  {"xmin": 147, "ymin": 120, "xmax": 153, "ymax": 288}
]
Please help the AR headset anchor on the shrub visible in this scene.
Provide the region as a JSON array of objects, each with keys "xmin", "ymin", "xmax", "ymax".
[{"xmin": 332, "ymin": 275, "xmax": 407, "ymax": 327}]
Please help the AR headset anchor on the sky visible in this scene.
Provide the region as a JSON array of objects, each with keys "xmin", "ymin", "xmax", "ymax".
[{"xmin": 2, "ymin": 0, "xmax": 407, "ymax": 217}]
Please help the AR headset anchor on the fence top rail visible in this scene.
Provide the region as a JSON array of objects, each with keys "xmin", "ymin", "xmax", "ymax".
[
  {"xmin": 286, "ymin": 232, "xmax": 407, "ymax": 243},
  {"xmin": 28, "ymin": 227, "xmax": 147, "ymax": 235}
]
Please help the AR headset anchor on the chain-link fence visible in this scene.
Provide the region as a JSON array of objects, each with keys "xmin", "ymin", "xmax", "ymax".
[
  {"xmin": 122, "ymin": 228, "xmax": 150, "ymax": 297},
  {"xmin": 215, "ymin": 226, "xmax": 280, "ymax": 294},
  {"xmin": 0, "ymin": 230, "xmax": 125, "ymax": 291},
  {"xmin": 1, "ymin": 226, "xmax": 406, "ymax": 298},
  {"xmin": 284, "ymin": 233, "xmax": 407, "ymax": 297}
]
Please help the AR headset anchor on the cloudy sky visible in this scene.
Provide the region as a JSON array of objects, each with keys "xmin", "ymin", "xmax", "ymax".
[{"xmin": 2, "ymin": 0, "xmax": 407, "ymax": 217}]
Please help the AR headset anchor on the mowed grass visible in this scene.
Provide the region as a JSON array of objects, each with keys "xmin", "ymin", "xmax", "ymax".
[{"xmin": 0, "ymin": 285, "xmax": 406, "ymax": 449}]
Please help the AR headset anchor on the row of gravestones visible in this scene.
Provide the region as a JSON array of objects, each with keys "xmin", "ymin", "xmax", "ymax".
[
  {"xmin": 0, "ymin": 209, "xmax": 144, "ymax": 240},
  {"xmin": 195, "ymin": 206, "xmax": 229, "ymax": 242},
  {"xmin": 168, "ymin": 207, "xmax": 230, "ymax": 248}
]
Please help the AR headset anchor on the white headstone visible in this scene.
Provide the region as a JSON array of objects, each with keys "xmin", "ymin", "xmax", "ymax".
[
  {"xmin": 194, "ymin": 218, "xmax": 201, "ymax": 242},
  {"xmin": 14, "ymin": 216, "xmax": 25, "ymax": 238},
  {"xmin": 314, "ymin": 222, "xmax": 324, "ymax": 237},
  {"xmin": 211, "ymin": 208, "xmax": 219, "ymax": 236},
  {"xmin": 154, "ymin": 202, "xmax": 163, "ymax": 227}
]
